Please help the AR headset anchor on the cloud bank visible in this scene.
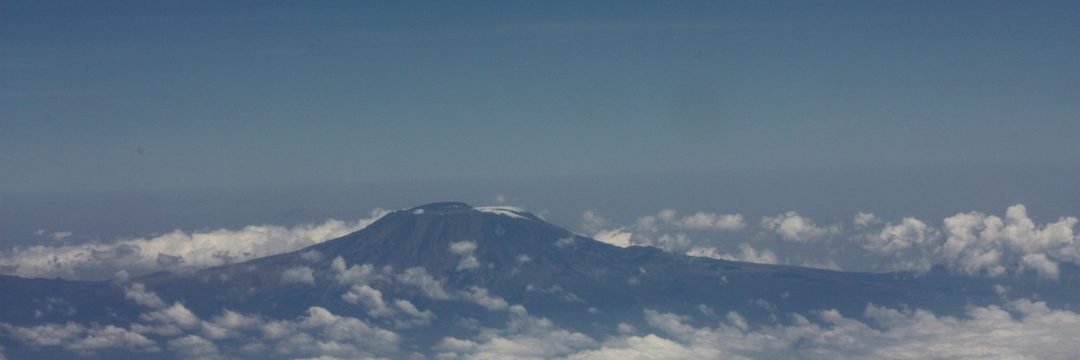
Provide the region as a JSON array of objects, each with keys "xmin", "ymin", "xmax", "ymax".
[
  {"xmin": 4, "ymin": 260, "xmax": 1080, "ymax": 359},
  {"xmin": 551, "ymin": 298, "xmax": 1080, "ymax": 360},
  {"xmin": 587, "ymin": 204, "xmax": 1079, "ymax": 278},
  {"xmin": 8, "ymin": 297, "xmax": 1078, "ymax": 359},
  {"xmin": 0, "ymin": 209, "xmax": 389, "ymax": 280}
]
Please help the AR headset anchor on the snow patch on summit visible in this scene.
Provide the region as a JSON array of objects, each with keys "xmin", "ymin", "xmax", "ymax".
[{"xmin": 474, "ymin": 206, "xmax": 530, "ymax": 220}]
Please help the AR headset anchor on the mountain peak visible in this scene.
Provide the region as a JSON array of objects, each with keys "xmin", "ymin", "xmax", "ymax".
[
  {"xmin": 410, "ymin": 202, "xmax": 472, "ymax": 212},
  {"xmin": 405, "ymin": 202, "xmax": 540, "ymax": 221},
  {"xmin": 472, "ymin": 206, "xmax": 536, "ymax": 220},
  {"xmin": 309, "ymin": 202, "xmax": 567, "ymax": 271}
]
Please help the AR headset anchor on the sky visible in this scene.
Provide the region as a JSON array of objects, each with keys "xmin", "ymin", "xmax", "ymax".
[{"xmin": 1, "ymin": 1, "xmax": 1078, "ymax": 249}]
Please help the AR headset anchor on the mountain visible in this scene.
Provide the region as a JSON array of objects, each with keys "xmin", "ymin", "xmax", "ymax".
[{"xmin": 1, "ymin": 202, "xmax": 1077, "ymax": 359}]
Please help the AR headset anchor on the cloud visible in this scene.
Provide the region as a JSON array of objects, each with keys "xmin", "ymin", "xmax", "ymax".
[
  {"xmin": 0, "ymin": 322, "xmax": 159, "ymax": 355},
  {"xmin": 209, "ymin": 309, "xmax": 263, "ymax": 336},
  {"xmin": 566, "ymin": 298, "xmax": 1080, "ymax": 360},
  {"xmin": 592, "ymin": 230, "xmax": 632, "ymax": 248},
  {"xmin": 136, "ymin": 302, "xmax": 202, "ymax": 336},
  {"xmin": 332, "ymin": 257, "xmax": 385, "ymax": 287},
  {"xmin": 332, "ymin": 257, "xmax": 506, "ymax": 312},
  {"xmin": 6, "ymin": 202, "xmax": 1080, "ymax": 358},
  {"xmin": 8, "ymin": 264, "xmax": 1080, "ymax": 359},
  {"xmin": 434, "ymin": 305, "xmax": 596, "ymax": 359},
  {"xmin": 582, "ymin": 205, "xmax": 1078, "ymax": 278},
  {"xmin": 167, "ymin": 335, "xmax": 221, "ymax": 360},
  {"xmin": 648, "ymin": 233, "xmax": 692, "ymax": 252},
  {"xmin": 1020, "ymin": 253, "xmax": 1059, "ymax": 280},
  {"xmin": 581, "ymin": 210, "xmax": 610, "ymax": 233},
  {"xmin": 592, "ymin": 229, "xmax": 692, "ymax": 253},
  {"xmin": 861, "ymin": 217, "xmax": 939, "ymax": 254},
  {"xmin": 34, "ymin": 229, "xmax": 73, "ymax": 241},
  {"xmin": 394, "ymin": 299, "xmax": 435, "ymax": 324},
  {"xmin": 585, "ymin": 209, "xmax": 744, "ymax": 252},
  {"xmin": 630, "ymin": 209, "xmax": 746, "ymax": 233},
  {"xmin": 941, "ymin": 204, "xmax": 1078, "ymax": 279},
  {"xmin": 151, "ymin": 302, "xmax": 401, "ymax": 358},
  {"xmin": 449, "ymin": 241, "xmax": 480, "ymax": 270},
  {"xmin": 567, "ymin": 333, "xmax": 710, "ymax": 360},
  {"xmin": 8, "ymin": 296, "xmax": 1077, "ymax": 360},
  {"xmin": 761, "ymin": 211, "xmax": 841, "ymax": 242},
  {"xmin": 426, "ymin": 294, "xmax": 1080, "ymax": 360},
  {"xmin": 255, "ymin": 306, "xmax": 401, "ymax": 359},
  {"xmin": 686, "ymin": 243, "xmax": 778, "ymax": 265},
  {"xmin": 853, "ymin": 212, "xmax": 879, "ymax": 228},
  {"xmin": 125, "ymin": 283, "xmax": 167, "ymax": 309},
  {"xmin": 282, "ymin": 266, "xmax": 316, "ymax": 285},
  {"xmin": 6, "ymin": 201, "xmax": 1078, "ymax": 286},
  {"xmin": 395, "ymin": 267, "xmax": 452, "ymax": 300},
  {"xmin": 50, "ymin": 231, "xmax": 73, "ymax": 241},
  {"xmin": 839, "ymin": 204, "xmax": 1079, "ymax": 277},
  {"xmin": 678, "ymin": 212, "xmax": 747, "ymax": 231},
  {"xmin": 458, "ymin": 286, "xmax": 509, "ymax": 311},
  {"xmin": 343, "ymin": 285, "xmax": 397, "ymax": 318},
  {"xmin": 0, "ymin": 209, "xmax": 389, "ymax": 280},
  {"xmin": 6, "ymin": 281, "xmax": 406, "ymax": 359}
]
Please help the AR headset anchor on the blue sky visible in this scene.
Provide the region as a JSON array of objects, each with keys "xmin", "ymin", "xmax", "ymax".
[
  {"xmin": 3, "ymin": 1, "xmax": 1076, "ymax": 192},
  {"xmin": 1, "ymin": 1, "xmax": 1077, "ymax": 246}
]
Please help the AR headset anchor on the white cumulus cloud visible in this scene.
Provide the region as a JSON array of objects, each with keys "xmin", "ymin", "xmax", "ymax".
[
  {"xmin": 941, "ymin": 204, "xmax": 1078, "ymax": 279},
  {"xmin": 761, "ymin": 211, "xmax": 841, "ymax": 242}
]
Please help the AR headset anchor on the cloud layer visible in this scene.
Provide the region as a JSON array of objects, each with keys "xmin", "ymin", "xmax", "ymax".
[
  {"xmin": 8, "ymin": 295, "xmax": 1079, "ymax": 359},
  {"xmin": 4, "ymin": 254, "xmax": 1080, "ymax": 359},
  {"xmin": 550, "ymin": 298, "xmax": 1080, "ymax": 360},
  {"xmin": 0, "ymin": 209, "xmax": 389, "ymax": 280},
  {"xmin": 586, "ymin": 204, "xmax": 1079, "ymax": 279},
  {"xmin": 2, "ymin": 203, "xmax": 1076, "ymax": 283}
]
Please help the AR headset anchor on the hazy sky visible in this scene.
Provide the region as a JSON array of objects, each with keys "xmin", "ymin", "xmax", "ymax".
[
  {"xmin": 3, "ymin": 1, "xmax": 1076, "ymax": 193},
  {"xmin": 1, "ymin": 1, "xmax": 1078, "ymax": 250}
]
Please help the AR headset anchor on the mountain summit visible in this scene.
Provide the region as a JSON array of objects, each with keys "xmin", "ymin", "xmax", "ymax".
[{"xmin": 309, "ymin": 202, "xmax": 581, "ymax": 273}]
